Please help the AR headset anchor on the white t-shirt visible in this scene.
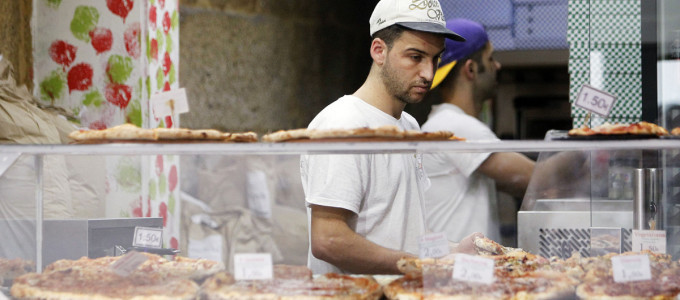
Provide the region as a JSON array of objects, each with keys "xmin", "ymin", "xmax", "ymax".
[
  {"xmin": 421, "ymin": 103, "xmax": 501, "ymax": 242},
  {"xmin": 300, "ymin": 95, "xmax": 428, "ymax": 274}
]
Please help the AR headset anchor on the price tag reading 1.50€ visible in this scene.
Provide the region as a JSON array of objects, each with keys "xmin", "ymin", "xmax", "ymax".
[
  {"xmin": 574, "ymin": 84, "xmax": 617, "ymax": 117},
  {"xmin": 132, "ymin": 227, "xmax": 163, "ymax": 248}
]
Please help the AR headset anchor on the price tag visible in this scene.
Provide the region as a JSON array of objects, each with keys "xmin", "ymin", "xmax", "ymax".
[
  {"xmin": 611, "ymin": 255, "xmax": 652, "ymax": 283},
  {"xmin": 574, "ymin": 84, "xmax": 617, "ymax": 117},
  {"xmin": 132, "ymin": 226, "xmax": 163, "ymax": 248},
  {"xmin": 632, "ymin": 230, "xmax": 666, "ymax": 253},
  {"xmin": 188, "ymin": 235, "xmax": 223, "ymax": 262},
  {"xmin": 110, "ymin": 251, "xmax": 149, "ymax": 277},
  {"xmin": 419, "ymin": 232, "xmax": 449, "ymax": 258},
  {"xmin": 151, "ymin": 88, "xmax": 189, "ymax": 118},
  {"xmin": 233, "ymin": 253, "xmax": 273, "ymax": 280},
  {"xmin": 452, "ymin": 254, "xmax": 495, "ymax": 284}
]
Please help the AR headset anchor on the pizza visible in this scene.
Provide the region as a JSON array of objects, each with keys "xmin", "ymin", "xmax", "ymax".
[
  {"xmin": 0, "ymin": 257, "xmax": 34, "ymax": 285},
  {"xmin": 222, "ymin": 131, "xmax": 258, "ymax": 143},
  {"xmin": 68, "ymin": 123, "xmax": 157, "ymax": 141},
  {"xmin": 389, "ymin": 238, "xmax": 680, "ymax": 299},
  {"xmin": 262, "ymin": 126, "xmax": 462, "ymax": 142},
  {"xmin": 568, "ymin": 121, "xmax": 669, "ymax": 136},
  {"xmin": 152, "ymin": 127, "xmax": 225, "ymax": 140},
  {"xmin": 69, "ymin": 123, "xmax": 258, "ymax": 143},
  {"xmin": 43, "ymin": 253, "xmax": 224, "ymax": 282},
  {"xmin": 11, "ymin": 253, "xmax": 224, "ymax": 299},
  {"xmin": 11, "ymin": 268, "xmax": 199, "ymax": 300},
  {"xmin": 385, "ymin": 260, "xmax": 576, "ymax": 299},
  {"xmin": 200, "ymin": 265, "xmax": 383, "ymax": 300},
  {"xmin": 671, "ymin": 127, "xmax": 680, "ymax": 136}
]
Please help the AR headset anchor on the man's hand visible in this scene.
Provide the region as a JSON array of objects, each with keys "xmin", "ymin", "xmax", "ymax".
[{"xmin": 443, "ymin": 232, "xmax": 484, "ymax": 260}]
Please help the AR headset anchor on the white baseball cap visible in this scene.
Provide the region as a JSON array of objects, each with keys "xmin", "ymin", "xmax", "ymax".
[{"xmin": 369, "ymin": 0, "xmax": 466, "ymax": 41}]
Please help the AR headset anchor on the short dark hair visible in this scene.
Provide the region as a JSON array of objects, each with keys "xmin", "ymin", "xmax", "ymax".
[{"xmin": 371, "ymin": 25, "xmax": 407, "ymax": 49}]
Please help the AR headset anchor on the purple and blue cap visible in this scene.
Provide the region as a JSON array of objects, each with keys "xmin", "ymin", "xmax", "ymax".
[{"xmin": 431, "ymin": 18, "xmax": 489, "ymax": 89}]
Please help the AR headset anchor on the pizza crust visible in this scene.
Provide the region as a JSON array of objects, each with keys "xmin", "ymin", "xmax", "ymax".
[
  {"xmin": 262, "ymin": 126, "xmax": 461, "ymax": 142},
  {"xmin": 69, "ymin": 124, "xmax": 259, "ymax": 143}
]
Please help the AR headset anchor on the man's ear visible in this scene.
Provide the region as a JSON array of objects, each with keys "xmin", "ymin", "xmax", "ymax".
[
  {"xmin": 370, "ymin": 38, "xmax": 387, "ymax": 66},
  {"xmin": 463, "ymin": 59, "xmax": 476, "ymax": 80}
]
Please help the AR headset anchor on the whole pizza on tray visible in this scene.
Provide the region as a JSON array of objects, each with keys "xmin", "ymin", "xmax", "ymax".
[
  {"xmin": 10, "ymin": 252, "xmax": 224, "ymax": 300},
  {"xmin": 568, "ymin": 121, "xmax": 668, "ymax": 137},
  {"xmin": 262, "ymin": 125, "xmax": 464, "ymax": 142},
  {"xmin": 68, "ymin": 123, "xmax": 258, "ymax": 143}
]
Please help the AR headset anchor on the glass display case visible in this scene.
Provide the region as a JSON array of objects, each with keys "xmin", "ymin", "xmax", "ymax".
[{"xmin": 2, "ymin": 139, "xmax": 680, "ymax": 272}]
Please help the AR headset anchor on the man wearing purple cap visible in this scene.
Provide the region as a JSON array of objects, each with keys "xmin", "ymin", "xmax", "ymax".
[
  {"xmin": 301, "ymin": 2, "xmax": 483, "ymax": 274},
  {"xmin": 422, "ymin": 19, "xmax": 535, "ymax": 243}
]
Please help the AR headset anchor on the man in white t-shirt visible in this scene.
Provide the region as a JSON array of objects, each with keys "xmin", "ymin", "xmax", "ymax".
[
  {"xmin": 300, "ymin": 1, "xmax": 482, "ymax": 274},
  {"xmin": 422, "ymin": 19, "xmax": 535, "ymax": 243}
]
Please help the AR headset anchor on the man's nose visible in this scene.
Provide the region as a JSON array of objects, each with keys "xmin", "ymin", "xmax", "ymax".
[{"xmin": 421, "ymin": 61, "xmax": 436, "ymax": 82}]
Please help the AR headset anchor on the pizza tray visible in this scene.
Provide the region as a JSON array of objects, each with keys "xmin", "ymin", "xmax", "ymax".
[
  {"xmin": 280, "ymin": 137, "xmax": 462, "ymax": 143},
  {"xmin": 550, "ymin": 134, "xmax": 660, "ymax": 141},
  {"xmin": 660, "ymin": 135, "xmax": 680, "ymax": 139},
  {"xmin": 71, "ymin": 139, "xmax": 254, "ymax": 144}
]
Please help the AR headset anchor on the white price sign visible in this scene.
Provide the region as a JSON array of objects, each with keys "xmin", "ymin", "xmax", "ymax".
[
  {"xmin": 132, "ymin": 227, "xmax": 163, "ymax": 248},
  {"xmin": 452, "ymin": 254, "xmax": 495, "ymax": 284},
  {"xmin": 150, "ymin": 88, "xmax": 189, "ymax": 118},
  {"xmin": 419, "ymin": 232, "xmax": 449, "ymax": 258},
  {"xmin": 234, "ymin": 253, "xmax": 273, "ymax": 280},
  {"xmin": 574, "ymin": 84, "xmax": 617, "ymax": 117},
  {"xmin": 632, "ymin": 230, "xmax": 666, "ymax": 253},
  {"xmin": 611, "ymin": 255, "xmax": 652, "ymax": 283}
]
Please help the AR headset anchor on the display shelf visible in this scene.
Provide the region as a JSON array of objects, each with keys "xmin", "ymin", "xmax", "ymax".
[{"xmin": 1, "ymin": 139, "xmax": 679, "ymax": 156}]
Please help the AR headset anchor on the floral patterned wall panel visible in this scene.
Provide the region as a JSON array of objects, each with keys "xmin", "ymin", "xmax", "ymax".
[
  {"xmin": 32, "ymin": 0, "xmax": 181, "ymax": 251},
  {"xmin": 33, "ymin": 0, "xmax": 144, "ymax": 128},
  {"xmin": 145, "ymin": 0, "xmax": 181, "ymax": 251}
]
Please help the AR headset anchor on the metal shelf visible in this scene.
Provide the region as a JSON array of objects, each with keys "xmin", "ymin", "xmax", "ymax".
[{"xmin": 1, "ymin": 139, "xmax": 680, "ymax": 156}]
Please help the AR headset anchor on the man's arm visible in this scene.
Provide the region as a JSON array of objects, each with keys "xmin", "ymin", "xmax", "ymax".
[
  {"xmin": 309, "ymin": 204, "xmax": 414, "ymax": 274},
  {"xmin": 477, "ymin": 152, "xmax": 534, "ymax": 198}
]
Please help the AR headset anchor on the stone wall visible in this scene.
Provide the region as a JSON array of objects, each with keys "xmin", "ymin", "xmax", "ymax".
[
  {"xmin": 0, "ymin": 1, "xmax": 32, "ymax": 90},
  {"xmin": 179, "ymin": 0, "xmax": 374, "ymax": 133}
]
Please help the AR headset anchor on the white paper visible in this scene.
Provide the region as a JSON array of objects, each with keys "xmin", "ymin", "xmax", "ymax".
[
  {"xmin": 234, "ymin": 253, "xmax": 273, "ymax": 280},
  {"xmin": 246, "ymin": 171, "xmax": 272, "ymax": 219},
  {"xmin": 110, "ymin": 251, "xmax": 149, "ymax": 277},
  {"xmin": 632, "ymin": 230, "xmax": 666, "ymax": 253},
  {"xmin": 150, "ymin": 88, "xmax": 189, "ymax": 117},
  {"xmin": 574, "ymin": 84, "xmax": 617, "ymax": 117},
  {"xmin": 188, "ymin": 235, "xmax": 223, "ymax": 262},
  {"xmin": 419, "ymin": 232, "xmax": 449, "ymax": 258},
  {"xmin": 611, "ymin": 255, "xmax": 652, "ymax": 283},
  {"xmin": 452, "ymin": 254, "xmax": 495, "ymax": 284},
  {"xmin": 132, "ymin": 226, "xmax": 163, "ymax": 248}
]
